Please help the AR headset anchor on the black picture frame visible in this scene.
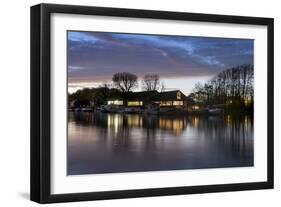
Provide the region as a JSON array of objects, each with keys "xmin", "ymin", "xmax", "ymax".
[{"xmin": 30, "ymin": 3, "xmax": 274, "ymax": 204}]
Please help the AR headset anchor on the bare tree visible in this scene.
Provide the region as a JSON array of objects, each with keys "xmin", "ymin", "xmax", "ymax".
[
  {"xmin": 190, "ymin": 64, "xmax": 253, "ymax": 108},
  {"xmin": 112, "ymin": 72, "xmax": 138, "ymax": 92},
  {"xmin": 142, "ymin": 74, "xmax": 160, "ymax": 91},
  {"xmin": 160, "ymin": 81, "xmax": 166, "ymax": 92}
]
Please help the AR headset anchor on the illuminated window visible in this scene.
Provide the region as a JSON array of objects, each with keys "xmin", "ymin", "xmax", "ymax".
[
  {"xmin": 107, "ymin": 100, "xmax": 123, "ymax": 105},
  {"xmin": 160, "ymin": 101, "xmax": 173, "ymax": 106},
  {"xmin": 127, "ymin": 101, "xmax": 143, "ymax": 106},
  {"xmin": 177, "ymin": 91, "xmax": 181, "ymax": 100},
  {"xmin": 173, "ymin": 101, "xmax": 183, "ymax": 106}
]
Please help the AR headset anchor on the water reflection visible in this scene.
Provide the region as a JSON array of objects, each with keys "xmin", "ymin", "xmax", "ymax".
[{"xmin": 68, "ymin": 112, "xmax": 253, "ymax": 175}]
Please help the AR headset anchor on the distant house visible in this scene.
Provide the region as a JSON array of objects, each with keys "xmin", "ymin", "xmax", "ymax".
[{"xmin": 107, "ymin": 90, "xmax": 188, "ymax": 108}]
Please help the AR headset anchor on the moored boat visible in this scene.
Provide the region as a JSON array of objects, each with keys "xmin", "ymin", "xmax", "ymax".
[
  {"xmin": 81, "ymin": 107, "xmax": 94, "ymax": 112},
  {"xmin": 207, "ymin": 108, "xmax": 224, "ymax": 115},
  {"xmin": 123, "ymin": 107, "xmax": 141, "ymax": 114}
]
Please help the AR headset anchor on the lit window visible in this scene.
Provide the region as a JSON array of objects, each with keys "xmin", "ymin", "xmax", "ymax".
[
  {"xmin": 160, "ymin": 101, "xmax": 173, "ymax": 106},
  {"xmin": 107, "ymin": 100, "xmax": 123, "ymax": 105},
  {"xmin": 177, "ymin": 91, "xmax": 181, "ymax": 100},
  {"xmin": 173, "ymin": 101, "xmax": 183, "ymax": 106},
  {"xmin": 127, "ymin": 101, "xmax": 143, "ymax": 106}
]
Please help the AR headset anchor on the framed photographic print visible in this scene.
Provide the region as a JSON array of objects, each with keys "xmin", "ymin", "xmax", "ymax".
[{"xmin": 30, "ymin": 3, "xmax": 274, "ymax": 203}]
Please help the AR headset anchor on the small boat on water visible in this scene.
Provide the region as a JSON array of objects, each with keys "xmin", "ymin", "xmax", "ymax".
[
  {"xmin": 102, "ymin": 105, "xmax": 121, "ymax": 113},
  {"xmin": 190, "ymin": 106, "xmax": 224, "ymax": 115},
  {"xmin": 207, "ymin": 108, "xmax": 224, "ymax": 115},
  {"xmin": 145, "ymin": 108, "xmax": 158, "ymax": 115},
  {"xmin": 123, "ymin": 107, "xmax": 141, "ymax": 114},
  {"xmin": 81, "ymin": 107, "xmax": 94, "ymax": 112},
  {"xmin": 74, "ymin": 107, "xmax": 94, "ymax": 112},
  {"xmin": 143, "ymin": 103, "xmax": 159, "ymax": 115},
  {"xmin": 74, "ymin": 108, "xmax": 82, "ymax": 113}
]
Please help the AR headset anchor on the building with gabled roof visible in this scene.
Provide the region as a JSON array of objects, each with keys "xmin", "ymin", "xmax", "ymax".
[{"xmin": 107, "ymin": 90, "xmax": 188, "ymax": 108}]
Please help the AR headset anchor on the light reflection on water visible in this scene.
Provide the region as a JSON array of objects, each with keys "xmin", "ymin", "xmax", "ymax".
[{"xmin": 67, "ymin": 112, "xmax": 253, "ymax": 175}]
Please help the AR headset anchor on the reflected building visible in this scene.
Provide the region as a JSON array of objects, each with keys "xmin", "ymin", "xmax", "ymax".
[{"xmin": 68, "ymin": 112, "xmax": 253, "ymax": 175}]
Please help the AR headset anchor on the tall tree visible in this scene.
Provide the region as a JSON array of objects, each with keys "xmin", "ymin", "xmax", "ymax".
[
  {"xmin": 112, "ymin": 72, "xmax": 138, "ymax": 92},
  {"xmin": 190, "ymin": 64, "xmax": 253, "ymax": 108},
  {"xmin": 142, "ymin": 74, "xmax": 160, "ymax": 91},
  {"xmin": 160, "ymin": 81, "xmax": 166, "ymax": 92}
]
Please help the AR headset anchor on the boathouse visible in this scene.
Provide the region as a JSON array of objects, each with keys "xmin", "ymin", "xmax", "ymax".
[{"xmin": 107, "ymin": 90, "xmax": 188, "ymax": 108}]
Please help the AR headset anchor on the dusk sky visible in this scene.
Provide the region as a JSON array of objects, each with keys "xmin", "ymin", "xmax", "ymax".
[{"xmin": 67, "ymin": 31, "xmax": 254, "ymax": 94}]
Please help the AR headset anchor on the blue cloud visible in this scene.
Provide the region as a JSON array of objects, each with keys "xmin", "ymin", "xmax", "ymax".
[{"xmin": 67, "ymin": 31, "xmax": 253, "ymax": 84}]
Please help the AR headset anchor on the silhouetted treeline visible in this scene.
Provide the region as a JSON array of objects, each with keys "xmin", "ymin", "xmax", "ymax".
[
  {"xmin": 189, "ymin": 64, "xmax": 254, "ymax": 109},
  {"xmin": 68, "ymin": 84, "xmax": 120, "ymax": 107}
]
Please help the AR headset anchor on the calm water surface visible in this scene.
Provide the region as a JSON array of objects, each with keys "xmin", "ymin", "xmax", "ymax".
[{"xmin": 67, "ymin": 112, "xmax": 253, "ymax": 175}]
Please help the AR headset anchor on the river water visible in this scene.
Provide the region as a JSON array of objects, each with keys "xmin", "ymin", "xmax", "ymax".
[{"xmin": 67, "ymin": 112, "xmax": 253, "ymax": 175}]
